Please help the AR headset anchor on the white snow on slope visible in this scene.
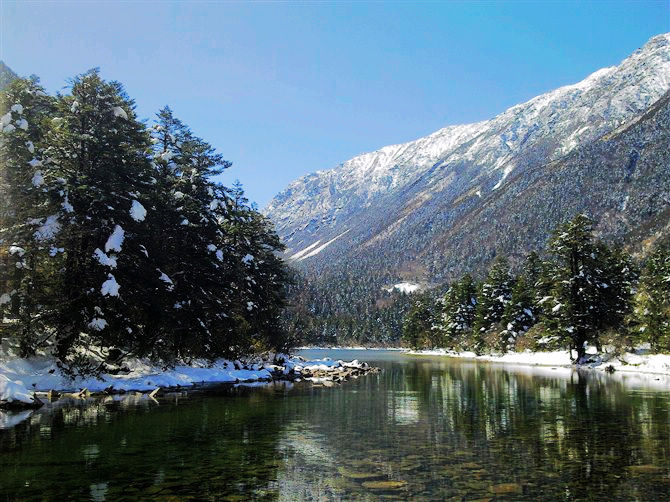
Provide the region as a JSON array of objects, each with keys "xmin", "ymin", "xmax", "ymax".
[
  {"xmin": 265, "ymin": 33, "xmax": 670, "ymax": 246},
  {"xmin": 298, "ymin": 229, "xmax": 350, "ymax": 261},
  {"xmin": 289, "ymin": 240, "xmax": 323, "ymax": 260},
  {"xmin": 385, "ymin": 282, "xmax": 422, "ymax": 294}
]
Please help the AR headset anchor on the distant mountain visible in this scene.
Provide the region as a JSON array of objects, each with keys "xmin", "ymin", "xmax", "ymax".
[
  {"xmin": 0, "ymin": 62, "xmax": 18, "ymax": 90},
  {"xmin": 266, "ymin": 33, "xmax": 670, "ymax": 343}
]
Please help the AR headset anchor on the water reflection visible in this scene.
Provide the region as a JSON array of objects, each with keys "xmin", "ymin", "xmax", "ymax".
[{"xmin": 1, "ymin": 351, "xmax": 670, "ymax": 501}]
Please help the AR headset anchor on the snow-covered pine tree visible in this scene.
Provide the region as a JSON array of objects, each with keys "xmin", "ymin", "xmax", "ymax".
[
  {"xmin": 472, "ymin": 256, "xmax": 512, "ymax": 352},
  {"xmin": 437, "ymin": 274, "xmax": 477, "ymax": 349},
  {"xmin": 591, "ymin": 244, "xmax": 637, "ymax": 346},
  {"xmin": 40, "ymin": 70, "xmax": 160, "ymax": 372},
  {"xmin": 636, "ymin": 245, "xmax": 670, "ymax": 352},
  {"xmin": 0, "ymin": 77, "xmax": 60, "ymax": 355},
  {"xmin": 542, "ymin": 214, "xmax": 632, "ymax": 361},
  {"xmin": 499, "ymin": 275, "xmax": 536, "ymax": 352},
  {"xmin": 499, "ymin": 252, "xmax": 544, "ymax": 351},
  {"xmin": 222, "ymin": 182, "xmax": 289, "ymax": 353},
  {"xmin": 147, "ymin": 106, "xmax": 237, "ymax": 361}
]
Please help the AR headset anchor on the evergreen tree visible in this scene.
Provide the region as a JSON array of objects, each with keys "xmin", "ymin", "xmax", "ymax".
[
  {"xmin": 500, "ymin": 275, "xmax": 536, "ymax": 351},
  {"xmin": 636, "ymin": 245, "xmax": 670, "ymax": 351},
  {"xmin": 1, "ymin": 71, "xmax": 290, "ymax": 374},
  {"xmin": 437, "ymin": 274, "xmax": 477, "ymax": 349},
  {"xmin": 402, "ymin": 297, "xmax": 433, "ymax": 349},
  {"xmin": 473, "ymin": 256, "xmax": 512, "ymax": 352},
  {"xmin": 39, "ymin": 70, "xmax": 161, "ymax": 372},
  {"xmin": 0, "ymin": 77, "xmax": 57, "ymax": 354},
  {"xmin": 543, "ymin": 214, "xmax": 634, "ymax": 361}
]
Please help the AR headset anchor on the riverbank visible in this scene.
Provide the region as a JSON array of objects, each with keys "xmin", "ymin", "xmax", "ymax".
[
  {"xmin": 0, "ymin": 354, "xmax": 377, "ymax": 409},
  {"xmin": 407, "ymin": 347, "xmax": 670, "ymax": 377}
]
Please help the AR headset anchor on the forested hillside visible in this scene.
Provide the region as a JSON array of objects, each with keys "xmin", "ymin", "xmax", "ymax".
[
  {"xmin": 0, "ymin": 70, "xmax": 290, "ymax": 375},
  {"xmin": 403, "ymin": 214, "xmax": 670, "ymax": 360}
]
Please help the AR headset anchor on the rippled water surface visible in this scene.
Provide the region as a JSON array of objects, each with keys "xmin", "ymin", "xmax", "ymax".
[{"xmin": 2, "ymin": 349, "xmax": 670, "ymax": 501}]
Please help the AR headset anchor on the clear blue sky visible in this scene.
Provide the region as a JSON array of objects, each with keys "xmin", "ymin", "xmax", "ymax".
[{"xmin": 1, "ymin": 1, "xmax": 668, "ymax": 207}]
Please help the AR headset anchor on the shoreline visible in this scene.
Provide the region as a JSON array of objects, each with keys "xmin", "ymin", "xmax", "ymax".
[
  {"xmin": 0, "ymin": 354, "xmax": 378, "ymax": 410},
  {"xmin": 406, "ymin": 348, "xmax": 670, "ymax": 378}
]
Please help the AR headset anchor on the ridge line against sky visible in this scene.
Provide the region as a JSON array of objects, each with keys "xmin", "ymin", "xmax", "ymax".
[{"xmin": 1, "ymin": 1, "xmax": 669, "ymax": 207}]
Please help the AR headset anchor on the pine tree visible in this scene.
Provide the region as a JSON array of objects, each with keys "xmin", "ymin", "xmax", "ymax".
[
  {"xmin": 500, "ymin": 275, "xmax": 536, "ymax": 351},
  {"xmin": 0, "ymin": 77, "xmax": 58, "ymax": 355},
  {"xmin": 473, "ymin": 256, "xmax": 512, "ymax": 352},
  {"xmin": 402, "ymin": 297, "xmax": 433, "ymax": 349},
  {"xmin": 542, "ymin": 214, "xmax": 634, "ymax": 361},
  {"xmin": 437, "ymin": 274, "xmax": 477, "ymax": 349},
  {"xmin": 37, "ymin": 70, "xmax": 161, "ymax": 372},
  {"xmin": 636, "ymin": 245, "xmax": 670, "ymax": 351}
]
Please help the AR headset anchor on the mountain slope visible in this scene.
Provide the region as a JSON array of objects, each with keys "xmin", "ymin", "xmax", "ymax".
[{"xmin": 266, "ymin": 33, "xmax": 670, "ymax": 343}]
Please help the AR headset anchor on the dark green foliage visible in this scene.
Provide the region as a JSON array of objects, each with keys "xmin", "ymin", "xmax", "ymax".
[
  {"xmin": 436, "ymin": 274, "xmax": 477, "ymax": 349},
  {"xmin": 500, "ymin": 275, "xmax": 536, "ymax": 352},
  {"xmin": 0, "ymin": 72, "xmax": 288, "ymax": 374},
  {"xmin": 636, "ymin": 245, "xmax": 670, "ymax": 351},
  {"xmin": 472, "ymin": 256, "xmax": 512, "ymax": 351},
  {"xmin": 542, "ymin": 215, "xmax": 637, "ymax": 361},
  {"xmin": 402, "ymin": 296, "xmax": 434, "ymax": 349},
  {"xmin": 398, "ymin": 214, "xmax": 649, "ymax": 358}
]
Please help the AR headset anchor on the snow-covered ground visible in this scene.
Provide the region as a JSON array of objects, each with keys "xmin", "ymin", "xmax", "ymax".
[
  {"xmin": 408, "ymin": 347, "xmax": 670, "ymax": 377},
  {"xmin": 0, "ymin": 354, "xmax": 367, "ymax": 407}
]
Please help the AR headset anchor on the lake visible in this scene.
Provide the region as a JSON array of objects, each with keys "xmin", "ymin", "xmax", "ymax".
[{"xmin": 2, "ymin": 349, "xmax": 670, "ymax": 501}]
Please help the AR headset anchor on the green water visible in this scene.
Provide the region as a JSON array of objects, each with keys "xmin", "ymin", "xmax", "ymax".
[{"xmin": 2, "ymin": 350, "xmax": 670, "ymax": 501}]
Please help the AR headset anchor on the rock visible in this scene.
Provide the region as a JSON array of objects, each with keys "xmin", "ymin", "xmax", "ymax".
[
  {"xmin": 361, "ymin": 480, "xmax": 408, "ymax": 491},
  {"xmin": 489, "ymin": 483, "xmax": 522, "ymax": 495},
  {"xmin": 337, "ymin": 467, "xmax": 384, "ymax": 480},
  {"xmin": 460, "ymin": 462, "xmax": 481, "ymax": 470}
]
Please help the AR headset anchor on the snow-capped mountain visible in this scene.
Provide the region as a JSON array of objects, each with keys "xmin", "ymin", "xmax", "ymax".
[
  {"xmin": 266, "ymin": 33, "xmax": 670, "ymax": 343},
  {"xmin": 266, "ymin": 33, "xmax": 670, "ymax": 262}
]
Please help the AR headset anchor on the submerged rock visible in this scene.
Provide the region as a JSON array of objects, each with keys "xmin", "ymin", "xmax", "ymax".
[
  {"xmin": 488, "ymin": 483, "xmax": 522, "ymax": 495},
  {"xmin": 627, "ymin": 464, "xmax": 665, "ymax": 474},
  {"xmin": 361, "ymin": 480, "xmax": 408, "ymax": 491},
  {"xmin": 337, "ymin": 467, "xmax": 383, "ymax": 480}
]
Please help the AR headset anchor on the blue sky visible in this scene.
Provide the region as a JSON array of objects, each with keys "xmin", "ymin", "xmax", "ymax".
[{"xmin": 1, "ymin": 1, "xmax": 668, "ymax": 207}]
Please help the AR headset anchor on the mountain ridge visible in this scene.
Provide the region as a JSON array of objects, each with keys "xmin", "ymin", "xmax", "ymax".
[{"xmin": 266, "ymin": 33, "xmax": 670, "ymax": 261}]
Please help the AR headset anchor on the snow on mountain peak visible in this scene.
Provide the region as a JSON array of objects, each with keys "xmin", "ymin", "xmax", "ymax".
[{"xmin": 267, "ymin": 33, "xmax": 670, "ymax": 255}]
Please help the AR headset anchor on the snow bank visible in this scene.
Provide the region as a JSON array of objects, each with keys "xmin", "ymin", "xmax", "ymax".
[
  {"xmin": 0, "ymin": 354, "xmax": 369, "ymax": 405},
  {"xmin": 0, "ymin": 374, "xmax": 34, "ymax": 404},
  {"xmin": 408, "ymin": 348, "xmax": 670, "ymax": 377}
]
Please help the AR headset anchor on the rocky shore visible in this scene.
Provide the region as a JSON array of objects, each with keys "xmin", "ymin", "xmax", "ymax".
[{"xmin": 0, "ymin": 355, "xmax": 380, "ymax": 410}]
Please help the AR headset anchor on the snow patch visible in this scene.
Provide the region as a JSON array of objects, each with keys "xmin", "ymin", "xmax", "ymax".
[
  {"xmin": 34, "ymin": 215, "xmax": 60, "ymax": 241},
  {"xmin": 88, "ymin": 318, "xmax": 108, "ymax": 331},
  {"xmin": 104, "ymin": 225, "xmax": 125, "ymax": 253},
  {"xmin": 93, "ymin": 248, "xmax": 117, "ymax": 269},
  {"xmin": 384, "ymin": 282, "xmax": 422, "ymax": 294},
  {"xmin": 298, "ymin": 230, "xmax": 350, "ymax": 261},
  {"xmin": 289, "ymin": 240, "xmax": 322, "ymax": 260},
  {"xmin": 31, "ymin": 171, "xmax": 44, "ymax": 187},
  {"xmin": 101, "ymin": 274, "xmax": 120, "ymax": 297},
  {"xmin": 111, "ymin": 106, "xmax": 128, "ymax": 120},
  {"xmin": 129, "ymin": 200, "xmax": 147, "ymax": 222}
]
